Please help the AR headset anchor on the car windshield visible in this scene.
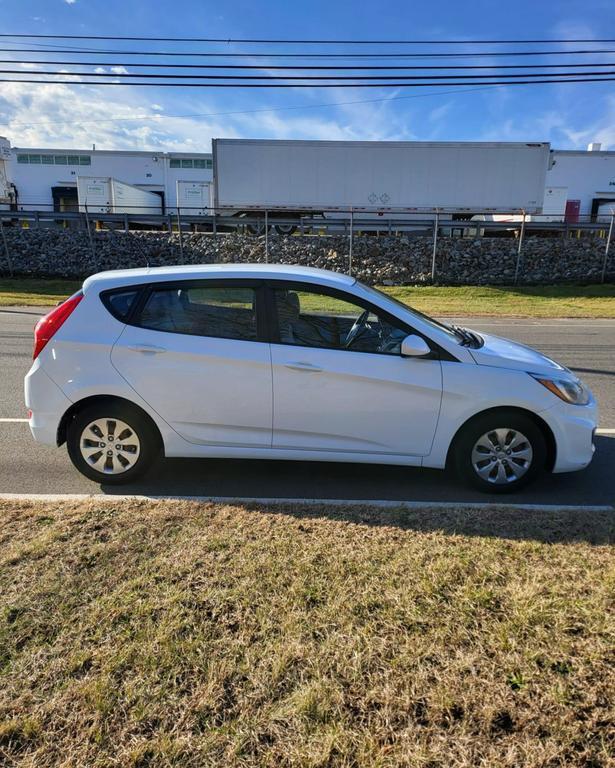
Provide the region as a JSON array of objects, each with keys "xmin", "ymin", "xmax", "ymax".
[{"xmin": 358, "ymin": 282, "xmax": 463, "ymax": 342}]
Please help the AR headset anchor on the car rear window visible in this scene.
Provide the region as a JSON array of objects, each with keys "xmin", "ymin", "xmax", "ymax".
[{"xmin": 102, "ymin": 289, "xmax": 140, "ymax": 321}]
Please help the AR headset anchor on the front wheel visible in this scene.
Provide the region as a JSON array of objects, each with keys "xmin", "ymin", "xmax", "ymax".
[
  {"xmin": 453, "ymin": 411, "xmax": 547, "ymax": 493},
  {"xmin": 67, "ymin": 401, "xmax": 160, "ymax": 485}
]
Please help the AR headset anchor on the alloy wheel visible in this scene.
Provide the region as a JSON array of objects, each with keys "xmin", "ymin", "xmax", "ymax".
[
  {"xmin": 79, "ymin": 417, "xmax": 141, "ymax": 475},
  {"xmin": 471, "ymin": 427, "xmax": 533, "ymax": 485}
]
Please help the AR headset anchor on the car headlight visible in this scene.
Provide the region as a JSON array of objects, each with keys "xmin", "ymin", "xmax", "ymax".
[{"xmin": 530, "ymin": 374, "xmax": 590, "ymax": 405}]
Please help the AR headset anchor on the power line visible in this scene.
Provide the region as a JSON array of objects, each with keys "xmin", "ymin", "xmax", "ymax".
[
  {"xmin": 1, "ymin": 47, "xmax": 614, "ymax": 59},
  {"xmin": 4, "ymin": 76, "xmax": 614, "ymax": 87},
  {"xmin": 3, "ymin": 69, "xmax": 614, "ymax": 81},
  {"xmin": 1, "ymin": 33, "xmax": 614, "ymax": 44},
  {"xmin": 2, "ymin": 85, "xmax": 500, "ymax": 129},
  {"xmin": 5, "ymin": 59, "xmax": 615, "ymax": 71}
]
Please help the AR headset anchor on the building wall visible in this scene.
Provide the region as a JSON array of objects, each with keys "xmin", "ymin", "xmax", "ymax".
[
  {"xmin": 5, "ymin": 139, "xmax": 615, "ymax": 217},
  {"xmin": 546, "ymin": 151, "xmax": 615, "ymax": 215},
  {"xmin": 8, "ymin": 148, "xmax": 213, "ymax": 211}
]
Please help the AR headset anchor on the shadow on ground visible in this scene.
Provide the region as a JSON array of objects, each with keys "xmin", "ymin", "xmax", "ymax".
[
  {"xmin": 99, "ymin": 436, "xmax": 615, "ymax": 543},
  {"xmin": 253, "ymin": 499, "xmax": 614, "ymax": 545}
]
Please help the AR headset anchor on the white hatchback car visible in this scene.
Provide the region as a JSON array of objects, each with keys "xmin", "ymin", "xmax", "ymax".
[{"xmin": 25, "ymin": 264, "xmax": 597, "ymax": 492}]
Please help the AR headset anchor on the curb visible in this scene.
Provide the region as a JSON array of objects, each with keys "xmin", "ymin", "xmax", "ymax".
[{"xmin": 0, "ymin": 493, "xmax": 612, "ymax": 513}]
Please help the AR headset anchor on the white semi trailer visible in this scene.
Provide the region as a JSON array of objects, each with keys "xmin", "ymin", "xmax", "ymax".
[
  {"xmin": 77, "ymin": 176, "xmax": 163, "ymax": 216},
  {"xmin": 212, "ymin": 139, "xmax": 551, "ymax": 223},
  {"xmin": 176, "ymin": 180, "xmax": 213, "ymax": 215}
]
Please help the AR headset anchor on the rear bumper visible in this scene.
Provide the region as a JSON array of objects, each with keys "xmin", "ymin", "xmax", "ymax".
[
  {"xmin": 540, "ymin": 398, "xmax": 598, "ymax": 473},
  {"xmin": 24, "ymin": 360, "xmax": 72, "ymax": 446}
]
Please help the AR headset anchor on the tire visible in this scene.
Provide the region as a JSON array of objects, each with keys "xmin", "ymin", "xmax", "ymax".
[
  {"xmin": 274, "ymin": 224, "xmax": 296, "ymax": 236},
  {"xmin": 453, "ymin": 411, "xmax": 547, "ymax": 494},
  {"xmin": 66, "ymin": 401, "xmax": 161, "ymax": 485},
  {"xmin": 245, "ymin": 222, "xmax": 296, "ymax": 236}
]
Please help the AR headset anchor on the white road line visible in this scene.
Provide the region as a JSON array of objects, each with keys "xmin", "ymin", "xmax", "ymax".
[
  {"xmin": 0, "ymin": 418, "xmax": 28, "ymax": 423},
  {"xmin": 0, "ymin": 492, "xmax": 612, "ymax": 512},
  {"xmin": 443, "ymin": 320, "xmax": 615, "ymax": 327},
  {"xmin": 0, "ymin": 309, "xmax": 47, "ymax": 316},
  {"xmin": 466, "ymin": 324, "xmax": 615, "ymax": 328}
]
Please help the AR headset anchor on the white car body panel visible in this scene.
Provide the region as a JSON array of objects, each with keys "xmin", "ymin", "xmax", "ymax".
[
  {"xmin": 425, "ymin": 361, "xmax": 597, "ymax": 472},
  {"xmin": 468, "ymin": 332, "xmax": 567, "ymax": 373},
  {"xmin": 24, "ymin": 263, "xmax": 598, "ymax": 482},
  {"xmin": 111, "ymin": 325, "xmax": 273, "ymax": 447},
  {"xmin": 24, "ymin": 358, "xmax": 73, "ymax": 445},
  {"xmin": 270, "ymin": 344, "xmax": 442, "ymax": 455}
]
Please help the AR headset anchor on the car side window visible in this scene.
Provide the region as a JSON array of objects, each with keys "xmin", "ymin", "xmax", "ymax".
[
  {"xmin": 272, "ymin": 287, "xmax": 407, "ymax": 354},
  {"xmin": 138, "ymin": 283, "xmax": 258, "ymax": 341}
]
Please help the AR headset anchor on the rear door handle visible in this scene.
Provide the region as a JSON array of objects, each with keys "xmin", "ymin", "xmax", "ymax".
[
  {"xmin": 127, "ymin": 343, "xmax": 167, "ymax": 354},
  {"xmin": 284, "ymin": 361, "xmax": 323, "ymax": 372}
]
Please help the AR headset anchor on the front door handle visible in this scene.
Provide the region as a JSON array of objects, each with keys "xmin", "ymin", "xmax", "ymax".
[
  {"xmin": 127, "ymin": 344, "xmax": 167, "ymax": 354},
  {"xmin": 284, "ymin": 361, "xmax": 323, "ymax": 372}
]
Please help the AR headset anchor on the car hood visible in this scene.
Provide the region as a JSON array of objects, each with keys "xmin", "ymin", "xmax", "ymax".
[{"xmin": 468, "ymin": 331, "xmax": 568, "ymax": 375}]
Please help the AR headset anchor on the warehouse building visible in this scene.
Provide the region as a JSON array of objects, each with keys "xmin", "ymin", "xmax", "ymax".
[
  {"xmin": 1, "ymin": 140, "xmax": 213, "ymax": 215},
  {"xmin": 0, "ymin": 136, "xmax": 614, "ymax": 221},
  {"xmin": 545, "ymin": 144, "xmax": 615, "ymax": 220}
]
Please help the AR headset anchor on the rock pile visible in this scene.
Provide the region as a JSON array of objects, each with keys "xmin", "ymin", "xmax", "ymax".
[{"xmin": 1, "ymin": 227, "xmax": 612, "ymax": 285}]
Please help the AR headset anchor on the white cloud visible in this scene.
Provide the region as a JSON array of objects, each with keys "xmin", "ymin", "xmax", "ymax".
[
  {"xmin": 476, "ymin": 85, "xmax": 615, "ymax": 151},
  {"xmin": 3, "ymin": 72, "xmax": 611, "ymax": 155},
  {"xmin": 94, "ymin": 67, "xmax": 106, "ymax": 74},
  {"xmin": 64, "ymin": 0, "xmax": 77, "ymax": 4},
  {"xmin": 110, "ymin": 66, "xmax": 129, "ymax": 75},
  {"xmin": 0, "ymin": 81, "xmax": 238, "ymax": 151},
  {"xmin": 0, "ymin": 80, "xmax": 419, "ymax": 152},
  {"xmin": 560, "ymin": 95, "xmax": 615, "ymax": 149},
  {"xmin": 428, "ymin": 103, "xmax": 452, "ymax": 124}
]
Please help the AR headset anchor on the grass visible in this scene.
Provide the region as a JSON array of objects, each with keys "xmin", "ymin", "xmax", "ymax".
[
  {"xmin": 0, "ymin": 278, "xmax": 82, "ymax": 307},
  {"xmin": 384, "ymin": 284, "xmax": 615, "ymax": 318},
  {"xmin": 1, "ymin": 277, "xmax": 615, "ymax": 316},
  {"xmin": 0, "ymin": 498, "xmax": 613, "ymax": 767}
]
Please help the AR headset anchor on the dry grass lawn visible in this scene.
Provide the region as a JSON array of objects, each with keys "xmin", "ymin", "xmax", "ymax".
[
  {"xmin": 0, "ymin": 499, "xmax": 613, "ymax": 767},
  {"xmin": 2, "ymin": 278, "xmax": 615, "ymax": 317}
]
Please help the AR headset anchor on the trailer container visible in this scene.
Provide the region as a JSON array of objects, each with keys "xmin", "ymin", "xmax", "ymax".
[
  {"xmin": 176, "ymin": 180, "xmax": 212, "ymax": 215},
  {"xmin": 212, "ymin": 139, "xmax": 551, "ymax": 215},
  {"xmin": 77, "ymin": 176, "xmax": 163, "ymax": 215}
]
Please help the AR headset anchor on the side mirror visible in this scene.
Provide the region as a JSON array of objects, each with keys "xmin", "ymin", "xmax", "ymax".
[{"xmin": 401, "ymin": 334, "xmax": 431, "ymax": 358}]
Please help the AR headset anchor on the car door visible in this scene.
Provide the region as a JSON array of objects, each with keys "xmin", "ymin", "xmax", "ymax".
[
  {"xmin": 268, "ymin": 283, "xmax": 442, "ymax": 457},
  {"xmin": 111, "ymin": 280, "xmax": 273, "ymax": 447}
]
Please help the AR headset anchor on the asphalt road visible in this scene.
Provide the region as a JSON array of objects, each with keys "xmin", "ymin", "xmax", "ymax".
[{"xmin": 2, "ymin": 308, "xmax": 614, "ymax": 504}]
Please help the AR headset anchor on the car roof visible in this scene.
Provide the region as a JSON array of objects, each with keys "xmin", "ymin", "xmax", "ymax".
[{"xmin": 83, "ymin": 263, "xmax": 357, "ymax": 292}]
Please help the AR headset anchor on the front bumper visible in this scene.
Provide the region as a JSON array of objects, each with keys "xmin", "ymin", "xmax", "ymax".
[
  {"xmin": 24, "ymin": 359, "xmax": 73, "ymax": 446},
  {"xmin": 540, "ymin": 396, "xmax": 598, "ymax": 473}
]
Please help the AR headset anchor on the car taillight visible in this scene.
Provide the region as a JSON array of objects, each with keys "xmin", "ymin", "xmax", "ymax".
[{"xmin": 33, "ymin": 290, "xmax": 84, "ymax": 360}]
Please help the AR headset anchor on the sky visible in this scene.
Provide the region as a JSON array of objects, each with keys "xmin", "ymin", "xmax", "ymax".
[{"xmin": 0, "ymin": 0, "xmax": 613, "ymax": 152}]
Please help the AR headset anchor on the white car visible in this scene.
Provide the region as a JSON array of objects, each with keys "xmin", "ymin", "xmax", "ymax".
[{"xmin": 25, "ymin": 264, "xmax": 597, "ymax": 492}]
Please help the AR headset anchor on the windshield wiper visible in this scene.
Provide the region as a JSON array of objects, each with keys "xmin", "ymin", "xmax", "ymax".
[{"xmin": 451, "ymin": 325, "xmax": 483, "ymax": 348}]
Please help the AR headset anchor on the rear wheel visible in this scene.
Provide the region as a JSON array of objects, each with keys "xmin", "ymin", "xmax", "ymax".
[
  {"xmin": 454, "ymin": 411, "xmax": 547, "ymax": 493},
  {"xmin": 67, "ymin": 401, "xmax": 160, "ymax": 484},
  {"xmin": 245, "ymin": 222, "xmax": 296, "ymax": 236},
  {"xmin": 274, "ymin": 223, "xmax": 296, "ymax": 236},
  {"xmin": 246, "ymin": 221, "xmax": 267, "ymax": 235}
]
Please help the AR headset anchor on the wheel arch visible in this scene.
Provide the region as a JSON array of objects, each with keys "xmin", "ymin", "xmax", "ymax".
[
  {"xmin": 445, "ymin": 406, "xmax": 556, "ymax": 472},
  {"xmin": 57, "ymin": 394, "xmax": 164, "ymax": 454}
]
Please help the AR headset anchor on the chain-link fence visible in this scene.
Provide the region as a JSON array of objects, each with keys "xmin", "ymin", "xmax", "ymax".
[{"xmin": 1, "ymin": 205, "xmax": 614, "ymax": 285}]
